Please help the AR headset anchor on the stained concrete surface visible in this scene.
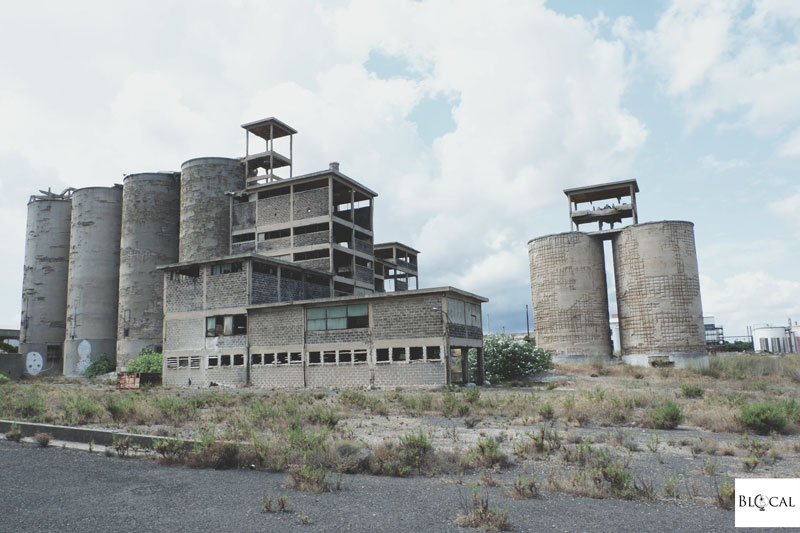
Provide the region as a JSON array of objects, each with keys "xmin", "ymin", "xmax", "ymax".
[{"xmin": 0, "ymin": 439, "xmax": 741, "ymax": 533}]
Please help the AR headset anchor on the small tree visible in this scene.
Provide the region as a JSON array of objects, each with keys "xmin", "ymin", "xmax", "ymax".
[
  {"xmin": 471, "ymin": 334, "xmax": 551, "ymax": 383},
  {"xmin": 127, "ymin": 348, "xmax": 163, "ymax": 374}
]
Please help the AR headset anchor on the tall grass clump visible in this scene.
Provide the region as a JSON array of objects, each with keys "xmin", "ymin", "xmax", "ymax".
[{"xmin": 740, "ymin": 401, "xmax": 787, "ymax": 434}]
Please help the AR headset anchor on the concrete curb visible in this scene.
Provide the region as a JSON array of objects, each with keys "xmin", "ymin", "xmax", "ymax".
[{"xmin": 0, "ymin": 419, "xmax": 187, "ymax": 449}]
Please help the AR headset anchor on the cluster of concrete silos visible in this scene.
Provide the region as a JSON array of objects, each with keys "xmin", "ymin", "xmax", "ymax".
[
  {"xmin": 528, "ymin": 221, "xmax": 706, "ymax": 368},
  {"xmin": 19, "ymin": 159, "xmax": 244, "ymax": 376}
]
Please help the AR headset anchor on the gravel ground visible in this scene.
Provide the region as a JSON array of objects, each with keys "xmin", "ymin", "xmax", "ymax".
[{"xmin": 1, "ymin": 439, "xmax": 740, "ymax": 533}]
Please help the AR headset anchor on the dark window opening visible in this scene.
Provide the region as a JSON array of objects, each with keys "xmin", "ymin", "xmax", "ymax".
[
  {"xmin": 409, "ymin": 347, "xmax": 424, "ymax": 361},
  {"xmin": 392, "ymin": 347, "xmax": 406, "ymax": 362},
  {"xmin": 306, "ymin": 274, "xmax": 330, "ymax": 286},
  {"xmin": 323, "ymin": 351, "xmax": 336, "ymax": 364},
  {"xmin": 355, "ymin": 256, "xmax": 372, "ymax": 268},
  {"xmin": 208, "ymin": 356, "xmax": 219, "ymax": 367},
  {"xmin": 233, "ymin": 354, "xmax": 244, "ymax": 366},
  {"xmin": 191, "ymin": 357, "xmax": 200, "ymax": 369},
  {"xmin": 308, "ymin": 351, "xmax": 321, "ymax": 365},
  {"xmin": 206, "ymin": 314, "xmax": 247, "ymax": 337},
  {"xmin": 46, "ymin": 345, "xmax": 62, "ymax": 363},
  {"xmin": 376, "ymin": 348, "xmax": 389, "ymax": 363},
  {"xmin": 210, "ymin": 262, "xmax": 243, "ymax": 275},
  {"xmin": 339, "ymin": 350, "xmax": 352, "ymax": 363},
  {"xmin": 232, "ymin": 233, "xmax": 255, "ymax": 244},
  {"xmin": 169, "ymin": 265, "xmax": 200, "ymax": 281},
  {"xmin": 259, "ymin": 228, "xmax": 291, "ymax": 241},
  {"xmin": 294, "ymin": 249, "xmax": 330, "ymax": 261},
  {"xmin": 294, "ymin": 222, "xmax": 329, "ymax": 235},
  {"xmin": 282, "ymin": 269, "xmax": 302, "ymax": 281},
  {"xmin": 221, "ymin": 355, "xmax": 231, "ymax": 366},
  {"xmin": 276, "ymin": 352, "xmax": 288, "ymax": 365},
  {"xmin": 258, "ymin": 186, "xmax": 290, "ymax": 199},
  {"xmin": 290, "ymin": 352, "xmax": 302, "ymax": 364},
  {"xmin": 264, "ymin": 353, "xmax": 275, "ymax": 365},
  {"xmin": 354, "ymin": 349, "xmax": 367, "ymax": 364},
  {"xmin": 293, "ymin": 179, "xmax": 327, "ymax": 192},
  {"xmin": 426, "ymin": 346, "xmax": 441, "ymax": 361},
  {"xmin": 252, "ymin": 353, "xmax": 262, "ymax": 365},
  {"xmin": 178, "ymin": 357, "xmax": 189, "ymax": 368},
  {"xmin": 253, "ymin": 262, "xmax": 277, "ymax": 275}
]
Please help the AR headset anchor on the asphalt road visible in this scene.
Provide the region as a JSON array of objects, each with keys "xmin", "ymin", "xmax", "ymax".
[{"xmin": 0, "ymin": 439, "xmax": 739, "ymax": 532}]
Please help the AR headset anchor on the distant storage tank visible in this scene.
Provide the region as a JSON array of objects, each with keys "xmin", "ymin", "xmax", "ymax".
[
  {"xmin": 528, "ymin": 232, "xmax": 612, "ymax": 362},
  {"xmin": 612, "ymin": 221, "xmax": 707, "ymax": 368},
  {"xmin": 179, "ymin": 157, "xmax": 244, "ymax": 262},
  {"xmin": 64, "ymin": 186, "xmax": 123, "ymax": 375},
  {"xmin": 116, "ymin": 173, "xmax": 180, "ymax": 369},
  {"xmin": 752, "ymin": 326, "xmax": 794, "ymax": 354},
  {"xmin": 19, "ymin": 197, "xmax": 72, "ymax": 376}
]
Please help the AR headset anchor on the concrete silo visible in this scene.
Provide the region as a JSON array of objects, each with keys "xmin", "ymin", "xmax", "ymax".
[
  {"xmin": 63, "ymin": 186, "xmax": 123, "ymax": 375},
  {"xmin": 612, "ymin": 221, "xmax": 707, "ymax": 368},
  {"xmin": 179, "ymin": 157, "xmax": 244, "ymax": 262},
  {"xmin": 528, "ymin": 232, "xmax": 612, "ymax": 362},
  {"xmin": 116, "ymin": 173, "xmax": 180, "ymax": 369},
  {"xmin": 19, "ymin": 196, "xmax": 72, "ymax": 376}
]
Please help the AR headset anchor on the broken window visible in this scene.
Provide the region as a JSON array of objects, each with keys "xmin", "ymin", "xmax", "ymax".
[
  {"xmin": 210, "ymin": 262, "xmax": 243, "ymax": 275},
  {"xmin": 252, "ymin": 353, "xmax": 262, "ymax": 365},
  {"xmin": 409, "ymin": 347, "xmax": 424, "ymax": 361},
  {"xmin": 169, "ymin": 265, "xmax": 200, "ymax": 282},
  {"xmin": 290, "ymin": 352, "xmax": 302, "ymax": 364},
  {"xmin": 233, "ymin": 354, "xmax": 244, "ymax": 366},
  {"xmin": 178, "ymin": 357, "xmax": 189, "ymax": 368},
  {"xmin": 166, "ymin": 357, "xmax": 178, "ymax": 369},
  {"xmin": 339, "ymin": 350, "xmax": 352, "ymax": 364},
  {"xmin": 190, "ymin": 357, "xmax": 201, "ymax": 369},
  {"xmin": 426, "ymin": 346, "xmax": 441, "ymax": 361},
  {"xmin": 206, "ymin": 314, "xmax": 247, "ymax": 337},
  {"xmin": 208, "ymin": 356, "xmax": 219, "ymax": 368},
  {"xmin": 264, "ymin": 353, "xmax": 275, "ymax": 365},
  {"xmin": 376, "ymin": 348, "xmax": 389, "ymax": 363},
  {"xmin": 323, "ymin": 351, "xmax": 336, "ymax": 364},
  {"xmin": 221, "ymin": 354, "xmax": 231, "ymax": 366},
  {"xmin": 392, "ymin": 347, "xmax": 406, "ymax": 362},
  {"xmin": 353, "ymin": 349, "xmax": 367, "ymax": 364},
  {"xmin": 276, "ymin": 352, "xmax": 288, "ymax": 365},
  {"xmin": 308, "ymin": 351, "xmax": 321, "ymax": 365}
]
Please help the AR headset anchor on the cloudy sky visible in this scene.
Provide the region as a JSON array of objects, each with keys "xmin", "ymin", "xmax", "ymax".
[{"xmin": 1, "ymin": 0, "xmax": 798, "ymax": 337}]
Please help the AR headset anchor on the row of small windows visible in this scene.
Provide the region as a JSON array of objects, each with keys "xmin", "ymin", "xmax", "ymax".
[
  {"xmin": 307, "ymin": 304, "xmax": 368, "ymax": 331},
  {"xmin": 165, "ymin": 347, "xmax": 443, "ymax": 370},
  {"xmin": 210, "ymin": 262, "xmax": 243, "ymax": 275}
]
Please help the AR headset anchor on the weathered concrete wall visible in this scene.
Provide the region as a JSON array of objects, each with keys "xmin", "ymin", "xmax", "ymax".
[
  {"xmin": 64, "ymin": 186, "xmax": 123, "ymax": 375},
  {"xmin": 613, "ymin": 221, "xmax": 707, "ymax": 367},
  {"xmin": 373, "ymin": 295, "xmax": 442, "ymax": 341},
  {"xmin": 257, "ymin": 195, "xmax": 290, "ymax": 226},
  {"xmin": 205, "ymin": 266, "xmax": 248, "ymax": 309},
  {"xmin": 528, "ymin": 232, "xmax": 612, "ymax": 362},
  {"xmin": 116, "ymin": 173, "xmax": 180, "ymax": 370},
  {"xmin": 179, "ymin": 158, "xmax": 244, "ymax": 262},
  {"xmin": 374, "ymin": 360, "xmax": 446, "ymax": 388},
  {"xmin": 19, "ymin": 198, "xmax": 72, "ymax": 376},
  {"xmin": 293, "ymin": 187, "xmax": 329, "ymax": 220}
]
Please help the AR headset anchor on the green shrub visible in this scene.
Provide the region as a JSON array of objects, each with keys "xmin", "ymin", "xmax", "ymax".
[
  {"xmin": 470, "ymin": 334, "xmax": 551, "ymax": 383},
  {"xmin": 463, "ymin": 386, "xmax": 481, "ymax": 404},
  {"xmin": 84, "ymin": 356, "xmax": 114, "ymax": 378},
  {"xmin": 680, "ymin": 384, "xmax": 703, "ymax": 398},
  {"xmin": 399, "ymin": 430, "xmax": 433, "ymax": 473},
  {"xmin": 649, "ymin": 401, "xmax": 683, "ymax": 429},
  {"xmin": 0, "ymin": 372, "xmax": 11, "ymax": 384},
  {"xmin": 127, "ymin": 348, "xmax": 163, "ymax": 374},
  {"xmin": 740, "ymin": 402, "xmax": 787, "ymax": 434}
]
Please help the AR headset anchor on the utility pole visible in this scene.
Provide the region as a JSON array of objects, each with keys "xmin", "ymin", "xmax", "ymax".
[{"xmin": 525, "ymin": 304, "xmax": 530, "ymax": 341}]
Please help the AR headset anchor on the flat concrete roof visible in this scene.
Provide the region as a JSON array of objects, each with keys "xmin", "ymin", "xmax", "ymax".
[
  {"xmin": 157, "ymin": 252, "xmax": 333, "ymax": 278},
  {"xmin": 242, "ymin": 168, "xmax": 378, "ymax": 199},
  {"xmin": 246, "ymin": 286, "xmax": 488, "ymax": 312},
  {"xmin": 374, "ymin": 242, "xmax": 421, "ymax": 255},
  {"xmin": 241, "ymin": 117, "xmax": 297, "ymax": 140},
  {"xmin": 564, "ymin": 179, "xmax": 639, "ymax": 203}
]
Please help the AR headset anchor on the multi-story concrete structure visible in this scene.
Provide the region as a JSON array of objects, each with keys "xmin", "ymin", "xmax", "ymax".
[
  {"xmin": 18, "ymin": 116, "xmax": 487, "ymax": 386},
  {"xmin": 529, "ymin": 180, "xmax": 708, "ymax": 368}
]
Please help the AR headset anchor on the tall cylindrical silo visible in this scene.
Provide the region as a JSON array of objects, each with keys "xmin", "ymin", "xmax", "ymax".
[
  {"xmin": 528, "ymin": 232, "xmax": 611, "ymax": 362},
  {"xmin": 63, "ymin": 186, "xmax": 123, "ymax": 375},
  {"xmin": 116, "ymin": 172, "xmax": 180, "ymax": 370},
  {"xmin": 179, "ymin": 157, "xmax": 244, "ymax": 262},
  {"xmin": 612, "ymin": 221, "xmax": 707, "ymax": 368},
  {"xmin": 19, "ymin": 197, "xmax": 72, "ymax": 376}
]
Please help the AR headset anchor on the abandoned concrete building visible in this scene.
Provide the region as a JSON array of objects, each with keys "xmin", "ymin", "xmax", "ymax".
[
  {"xmin": 18, "ymin": 117, "xmax": 486, "ymax": 388},
  {"xmin": 528, "ymin": 180, "xmax": 708, "ymax": 369}
]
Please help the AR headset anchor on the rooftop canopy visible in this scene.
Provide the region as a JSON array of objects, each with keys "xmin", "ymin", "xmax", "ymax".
[
  {"xmin": 241, "ymin": 117, "xmax": 297, "ymax": 141},
  {"xmin": 563, "ymin": 179, "xmax": 639, "ymax": 204}
]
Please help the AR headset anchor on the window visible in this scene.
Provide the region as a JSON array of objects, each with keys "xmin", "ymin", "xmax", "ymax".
[
  {"xmin": 178, "ymin": 357, "xmax": 189, "ymax": 368},
  {"xmin": 409, "ymin": 347, "xmax": 424, "ymax": 361},
  {"xmin": 276, "ymin": 352, "xmax": 288, "ymax": 365},
  {"xmin": 168, "ymin": 266, "xmax": 200, "ymax": 281},
  {"xmin": 354, "ymin": 349, "xmax": 367, "ymax": 364},
  {"xmin": 290, "ymin": 352, "xmax": 303, "ymax": 364},
  {"xmin": 210, "ymin": 262, "xmax": 243, "ymax": 275},
  {"xmin": 426, "ymin": 346, "xmax": 442, "ymax": 361},
  {"xmin": 166, "ymin": 357, "xmax": 178, "ymax": 369},
  {"xmin": 308, "ymin": 351, "xmax": 321, "ymax": 365},
  {"xmin": 307, "ymin": 304, "xmax": 369, "ymax": 331},
  {"xmin": 258, "ymin": 228, "xmax": 290, "ymax": 241},
  {"xmin": 264, "ymin": 353, "xmax": 275, "ymax": 364},
  {"xmin": 208, "ymin": 356, "xmax": 219, "ymax": 368},
  {"xmin": 294, "ymin": 249, "xmax": 330, "ymax": 261},
  {"xmin": 206, "ymin": 314, "xmax": 247, "ymax": 337},
  {"xmin": 234, "ymin": 354, "xmax": 244, "ymax": 366},
  {"xmin": 253, "ymin": 262, "xmax": 277, "ymax": 275},
  {"xmin": 323, "ymin": 351, "xmax": 336, "ymax": 364},
  {"xmin": 232, "ymin": 233, "xmax": 255, "ymax": 243},
  {"xmin": 46, "ymin": 345, "xmax": 62, "ymax": 364},
  {"xmin": 190, "ymin": 357, "xmax": 201, "ymax": 369},
  {"xmin": 252, "ymin": 353, "xmax": 262, "ymax": 365},
  {"xmin": 221, "ymin": 354, "xmax": 231, "ymax": 366},
  {"xmin": 339, "ymin": 350, "xmax": 352, "ymax": 363},
  {"xmin": 392, "ymin": 347, "xmax": 406, "ymax": 362},
  {"xmin": 376, "ymin": 348, "xmax": 389, "ymax": 363}
]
